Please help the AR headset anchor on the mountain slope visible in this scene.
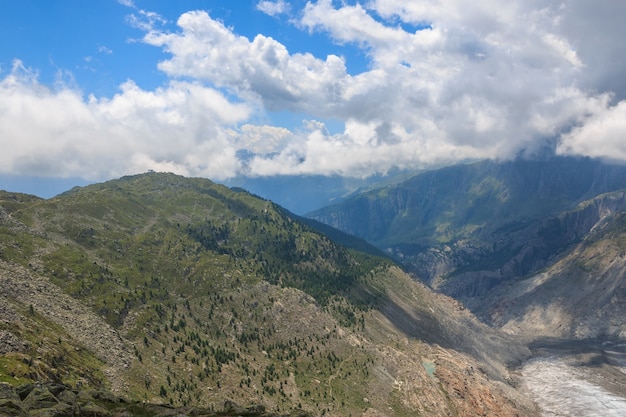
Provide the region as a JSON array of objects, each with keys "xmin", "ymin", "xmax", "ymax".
[
  {"xmin": 308, "ymin": 157, "xmax": 626, "ymax": 293},
  {"xmin": 309, "ymin": 157, "xmax": 626, "ymax": 247},
  {"xmin": 0, "ymin": 173, "xmax": 537, "ymax": 416},
  {"xmin": 486, "ymin": 192, "xmax": 626, "ymax": 341},
  {"xmin": 308, "ymin": 157, "xmax": 626, "ymax": 354}
]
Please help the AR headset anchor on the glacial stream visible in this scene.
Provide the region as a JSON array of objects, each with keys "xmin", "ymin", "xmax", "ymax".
[{"xmin": 520, "ymin": 341, "xmax": 626, "ymax": 417}]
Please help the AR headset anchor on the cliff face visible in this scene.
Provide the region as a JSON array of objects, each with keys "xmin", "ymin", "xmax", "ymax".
[{"xmin": 487, "ymin": 208, "xmax": 626, "ymax": 341}]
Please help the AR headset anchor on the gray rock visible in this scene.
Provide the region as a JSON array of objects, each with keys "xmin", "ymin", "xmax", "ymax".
[
  {"xmin": 56, "ymin": 389, "xmax": 76, "ymax": 405},
  {"xmin": 0, "ymin": 400, "xmax": 29, "ymax": 417},
  {"xmin": 0, "ymin": 331, "xmax": 27, "ymax": 354},
  {"xmin": 15, "ymin": 383, "xmax": 35, "ymax": 401},
  {"xmin": 0, "ymin": 382, "xmax": 20, "ymax": 401},
  {"xmin": 0, "ymin": 383, "xmax": 28, "ymax": 416},
  {"xmin": 22, "ymin": 386, "xmax": 59, "ymax": 410},
  {"xmin": 79, "ymin": 401, "xmax": 113, "ymax": 416}
]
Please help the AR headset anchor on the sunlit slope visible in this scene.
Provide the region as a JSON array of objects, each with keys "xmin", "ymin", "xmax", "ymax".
[{"xmin": 0, "ymin": 173, "xmax": 536, "ymax": 416}]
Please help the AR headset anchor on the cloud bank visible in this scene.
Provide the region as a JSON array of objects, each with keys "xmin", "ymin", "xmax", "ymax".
[{"xmin": 2, "ymin": 0, "xmax": 626, "ymax": 181}]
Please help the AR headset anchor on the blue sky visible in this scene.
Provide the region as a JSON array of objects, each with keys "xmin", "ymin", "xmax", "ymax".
[
  {"xmin": 0, "ymin": 1, "xmax": 371, "ymax": 98},
  {"xmin": 2, "ymin": 0, "xmax": 626, "ymax": 199}
]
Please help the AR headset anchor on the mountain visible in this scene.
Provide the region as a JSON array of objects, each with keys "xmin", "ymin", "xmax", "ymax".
[
  {"xmin": 308, "ymin": 157, "xmax": 626, "ymax": 283},
  {"xmin": 486, "ymin": 190, "xmax": 626, "ymax": 341},
  {"xmin": 0, "ymin": 173, "xmax": 537, "ymax": 416},
  {"xmin": 308, "ymin": 157, "xmax": 626, "ymax": 246},
  {"xmin": 307, "ymin": 156, "xmax": 626, "ymax": 344}
]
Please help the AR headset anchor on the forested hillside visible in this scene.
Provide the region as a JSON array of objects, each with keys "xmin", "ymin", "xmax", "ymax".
[{"xmin": 0, "ymin": 173, "xmax": 536, "ymax": 416}]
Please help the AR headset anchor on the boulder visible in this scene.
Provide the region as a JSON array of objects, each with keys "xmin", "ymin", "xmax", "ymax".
[
  {"xmin": 0, "ymin": 383, "xmax": 27, "ymax": 416},
  {"xmin": 22, "ymin": 386, "xmax": 60, "ymax": 410}
]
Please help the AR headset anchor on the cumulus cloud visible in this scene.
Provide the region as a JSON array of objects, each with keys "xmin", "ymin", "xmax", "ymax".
[
  {"xmin": 0, "ymin": 60, "xmax": 248, "ymax": 180},
  {"xmin": 138, "ymin": 1, "xmax": 625, "ymax": 176},
  {"xmin": 3, "ymin": 1, "xmax": 626, "ymax": 182},
  {"xmin": 256, "ymin": 1, "xmax": 289, "ymax": 17},
  {"xmin": 558, "ymin": 98, "xmax": 626, "ymax": 161},
  {"xmin": 144, "ymin": 10, "xmax": 350, "ymax": 117}
]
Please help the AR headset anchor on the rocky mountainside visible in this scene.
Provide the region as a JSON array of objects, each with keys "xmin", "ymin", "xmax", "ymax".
[
  {"xmin": 0, "ymin": 173, "xmax": 538, "ymax": 416},
  {"xmin": 486, "ymin": 192, "xmax": 626, "ymax": 341},
  {"xmin": 308, "ymin": 156, "xmax": 626, "ymax": 346},
  {"xmin": 309, "ymin": 159, "xmax": 625, "ymax": 285}
]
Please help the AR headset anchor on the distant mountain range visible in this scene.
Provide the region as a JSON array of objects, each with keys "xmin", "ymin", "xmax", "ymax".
[
  {"xmin": 308, "ymin": 156, "xmax": 626, "ymax": 339},
  {"xmin": 223, "ymin": 169, "xmax": 421, "ymax": 215}
]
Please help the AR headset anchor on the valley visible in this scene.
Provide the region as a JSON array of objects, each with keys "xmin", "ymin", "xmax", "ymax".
[
  {"xmin": 2, "ymin": 157, "xmax": 626, "ymax": 416},
  {"xmin": 308, "ymin": 156, "xmax": 626, "ymax": 415},
  {"xmin": 0, "ymin": 172, "xmax": 537, "ymax": 416}
]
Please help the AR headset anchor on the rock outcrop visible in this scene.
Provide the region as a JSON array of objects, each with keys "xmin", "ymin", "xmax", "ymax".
[{"xmin": 0, "ymin": 382, "xmax": 311, "ymax": 417}]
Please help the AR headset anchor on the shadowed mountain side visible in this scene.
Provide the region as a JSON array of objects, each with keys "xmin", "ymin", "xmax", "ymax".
[
  {"xmin": 308, "ymin": 158, "xmax": 626, "ymax": 323},
  {"xmin": 432, "ymin": 189, "xmax": 626, "ymax": 301},
  {"xmin": 483, "ymin": 208, "xmax": 626, "ymax": 342},
  {"xmin": 308, "ymin": 157, "xmax": 626, "ymax": 249},
  {"xmin": 295, "ymin": 215, "xmax": 390, "ymax": 258},
  {"xmin": 370, "ymin": 268, "xmax": 530, "ymax": 381}
]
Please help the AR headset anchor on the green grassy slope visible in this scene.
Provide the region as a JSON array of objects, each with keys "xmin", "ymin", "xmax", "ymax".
[
  {"xmin": 0, "ymin": 173, "xmax": 386, "ymax": 410},
  {"xmin": 0, "ymin": 173, "xmax": 535, "ymax": 416}
]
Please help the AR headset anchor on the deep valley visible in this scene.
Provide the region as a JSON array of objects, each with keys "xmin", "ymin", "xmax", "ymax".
[{"xmin": 2, "ymin": 157, "xmax": 626, "ymax": 416}]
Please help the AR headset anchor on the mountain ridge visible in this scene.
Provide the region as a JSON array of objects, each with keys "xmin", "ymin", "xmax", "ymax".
[
  {"xmin": 307, "ymin": 157, "xmax": 626, "ymax": 248},
  {"xmin": 0, "ymin": 172, "xmax": 537, "ymax": 416}
]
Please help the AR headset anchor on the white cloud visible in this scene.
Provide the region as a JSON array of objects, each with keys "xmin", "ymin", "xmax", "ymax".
[
  {"xmin": 301, "ymin": 0, "xmax": 408, "ymax": 50},
  {"xmin": 144, "ymin": 11, "xmax": 350, "ymax": 117},
  {"xmin": 256, "ymin": 1, "xmax": 289, "ymax": 17},
  {"xmin": 0, "ymin": 61, "xmax": 249, "ymax": 180},
  {"xmin": 230, "ymin": 124, "xmax": 295, "ymax": 155},
  {"xmin": 98, "ymin": 45, "xmax": 113, "ymax": 55},
  {"xmin": 557, "ymin": 98, "xmax": 626, "ymax": 161},
  {"xmin": 3, "ymin": 1, "xmax": 626, "ymax": 182},
  {"xmin": 126, "ymin": 8, "xmax": 167, "ymax": 32}
]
